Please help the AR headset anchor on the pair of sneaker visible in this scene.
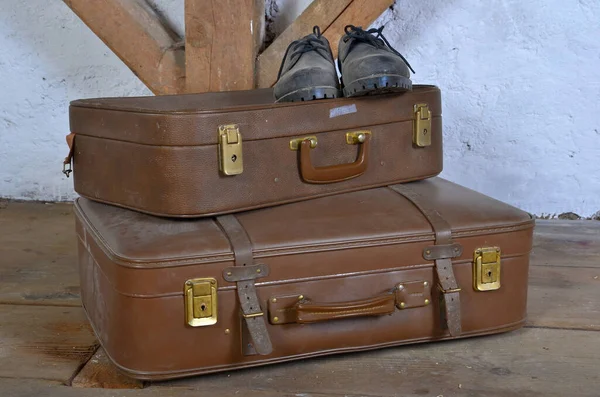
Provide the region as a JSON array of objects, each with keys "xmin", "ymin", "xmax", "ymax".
[{"xmin": 273, "ymin": 25, "xmax": 415, "ymax": 102}]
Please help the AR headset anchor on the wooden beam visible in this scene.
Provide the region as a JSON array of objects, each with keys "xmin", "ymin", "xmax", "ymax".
[
  {"xmin": 322, "ymin": 0, "xmax": 394, "ymax": 59},
  {"xmin": 63, "ymin": 0, "xmax": 185, "ymax": 95},
  {"xmin": 185, "ymin": 0, "xmax": 264, "ymax": 93},
  {"xmin": 256, "ymin": 0, "xmax": 353, "ymax": 88}
]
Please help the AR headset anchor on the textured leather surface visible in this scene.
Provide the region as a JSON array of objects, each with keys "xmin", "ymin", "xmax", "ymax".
[
  {"xmin": 74, "ymin": 177, "xmax": 534, "ymax": 379},
  {"xmin": 338, "ymin": 31, "xmax": 410, "ymax": 86},
  {"xmin": 69, "ymin": 86, "xmax": 443, "ymax": 217},
  {"xmin": 273, "ymin": 31, "xmax": 340, "ymax": 101}
]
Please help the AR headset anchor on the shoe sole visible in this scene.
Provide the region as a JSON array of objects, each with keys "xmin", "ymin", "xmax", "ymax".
[
  {"xmin": 275, "ymin": 86, "xmax": 343, "ymax": 103},
  {"xmin": 343, "ymin": 75, "xmax": 412, "ymax": 97}
]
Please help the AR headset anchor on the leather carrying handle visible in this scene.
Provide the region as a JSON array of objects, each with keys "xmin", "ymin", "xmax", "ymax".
[
  {"xmin": 299, "ymin": 136, "xmax": 370, "ymax": 184},
  {"xmin": 296, "ymin": 292, "xmax": 396, "ymax": 324}
]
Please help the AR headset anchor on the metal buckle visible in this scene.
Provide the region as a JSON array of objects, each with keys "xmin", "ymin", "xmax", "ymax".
[
  {"xmin": 438, "ymin": 284, "xmax": 462, "ymax": 294},
  {"xmin": 242, "ymin": 311, "xmax": 264, "ymax": 319},
  {"xmin": 62, "ymin": 162, "xmax": 72, "ymax": 177}
]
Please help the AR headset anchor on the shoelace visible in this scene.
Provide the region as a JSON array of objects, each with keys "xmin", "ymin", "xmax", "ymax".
[
  {"xmin": 277, "ymin": 26, "xmax": 331, "ymax": 80},
  {"xmin": 343, "ymin": 25, "xmax": 415, "ymax": 74}
]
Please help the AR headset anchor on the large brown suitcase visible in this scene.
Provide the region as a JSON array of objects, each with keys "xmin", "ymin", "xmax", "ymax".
[
  {"xmin": 75, "ymin": 177, "xmax": 534, "ymax": 380},
  {"xmin": 67, "ymin": 85, "xmax": 442, "ymax": 217}
]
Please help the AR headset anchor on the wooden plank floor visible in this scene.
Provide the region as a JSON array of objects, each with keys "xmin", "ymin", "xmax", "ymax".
[{"xmin": 0, "ymin": 201, "xmax": 599, "ymax": 396}]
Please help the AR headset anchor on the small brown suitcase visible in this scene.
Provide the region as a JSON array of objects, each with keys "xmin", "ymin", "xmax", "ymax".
[
  {"xmin": 66, "ymin": 85, "xmax": 443, "ymax": 217},
  {"xmin": 75, "ymin": 177, "xmax": 534, "ymax": 380}
]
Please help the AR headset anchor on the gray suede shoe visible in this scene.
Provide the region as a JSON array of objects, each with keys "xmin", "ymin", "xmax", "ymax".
[
  {"xmin": 338, "ymin": 25, "xmax": 415, "ymax": 97},
  {"xmin": 273, "ymin": 26, "xmax": 342, "ymax": 103}
]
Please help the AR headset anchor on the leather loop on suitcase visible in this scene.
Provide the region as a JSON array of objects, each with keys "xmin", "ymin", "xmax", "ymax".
[
  {"xmin": 62, "ymin": 132, "xmax": 76, "ymax": 177},
  {"xmin": 215, "ymin": 215, "xmax": 273, "ymax": 356},
  {"xmin": 299, "ymin": 135, "xmax": 370, "ymax": 184},
  {"xmin": 388, "ymin": 184, "xmax": 463, "ymax": 336},
  {"xmin": 296, "ymin": 293, "xmax": 396, "ymax": 323}
]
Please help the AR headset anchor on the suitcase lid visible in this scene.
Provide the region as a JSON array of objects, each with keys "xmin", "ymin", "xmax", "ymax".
[
  {"xmin": 75, "ymin": 177, "xmax": 533, "ymax": 268},
  {"xmin": 68, "ymin": 86, "xmax": 442, "ymax": 146}
]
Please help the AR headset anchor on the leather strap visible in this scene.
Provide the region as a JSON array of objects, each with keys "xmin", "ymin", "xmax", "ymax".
[
  {"xmin": 215, "ymin": 215, "xmax": 273, "ymax": 356},
  {"xmin": 388, "ymin": 184, "xmax": 462, "ymax": 336}
]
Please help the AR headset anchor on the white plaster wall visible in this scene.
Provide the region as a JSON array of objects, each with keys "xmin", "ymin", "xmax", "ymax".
[{"xmin": 0, "ymin": 0, "xmax": 599, "ymax": 217}]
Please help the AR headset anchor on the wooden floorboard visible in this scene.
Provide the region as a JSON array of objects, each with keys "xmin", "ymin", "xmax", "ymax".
[
  {"xmin": 156, "ymin": 328, "xmax": 600, "ymax": 397},
  {"xmin": 532, "ymin": 219, "xmax": 600, "ymax": 268},
  {"xmin": 527, "ymin": 265, "xmax": 600, "ymax": 331},
  {"xmin": 0, "ymin": 305, "xmax": 97, "ymax": 382},
  {"xmin": 1, "ymin": 328, "xmax": 598, "ymax": 396},
  {"xmin": 0, "ymin": 203, "xmax": 598, "ymax": 395},
  {"xmin": 71, "ymin": 348, "xmax": 143, "ymax": 389},
  {"xmin": 0, "ymin": 202, "xmax": 80, "ymax": 306}
]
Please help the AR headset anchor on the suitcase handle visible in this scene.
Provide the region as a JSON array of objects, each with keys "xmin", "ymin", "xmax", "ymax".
[
  {"xmin": 269, "ymin": 282, "xmax": 432, "ymax": 325},
  {"xmin": 295, "ymin": 292, "xmax": 395, "ymax": 323},
  {"xmin": 298, "ymin": 134, "xmax": 370, "ymax": 184}
]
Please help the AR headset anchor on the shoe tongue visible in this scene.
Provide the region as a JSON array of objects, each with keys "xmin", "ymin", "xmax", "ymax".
[{"xmin": 304, "ymin": 31, "xmax": 329, "ymax": 42}]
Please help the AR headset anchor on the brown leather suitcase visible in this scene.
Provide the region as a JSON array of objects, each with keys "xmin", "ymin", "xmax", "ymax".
[
  {"xmin": 75, "ymin": 177, "xmax": 534, "ymax": 380},
  {"xmin": 66, "ymin": 85, "xmax": 442, "ymax": 217}
]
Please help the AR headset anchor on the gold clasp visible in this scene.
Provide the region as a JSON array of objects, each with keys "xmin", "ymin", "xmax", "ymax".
[
  {"xmin": 218, "ymin": 124, "xmax": 243, "ymax": 175},
  {"xmin": 289, "ymin": 136, "xmax": 318, "ymax": 150},
  {"xmin": 413, "ymin": 103, "xmax": 432, "ymax": 147},
  {"xmin": 345, "ymin": 130, "xmax": 371, "ymax": 144},
  {"xmin": 473, "ymin": 247, "xmax": 501, "ymax": 291},
  {"xmin": 184, "ymin": 278, "xmax": 218, "ymax": 327}
]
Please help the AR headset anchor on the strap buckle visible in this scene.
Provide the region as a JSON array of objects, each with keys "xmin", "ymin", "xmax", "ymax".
[
  {"xmin": 438, "ymin": 284, "xmax": 462, "ymax": 294},
  {"xmin": 242, "ymin": 311, "xmax": 265, "ymax": 319}
]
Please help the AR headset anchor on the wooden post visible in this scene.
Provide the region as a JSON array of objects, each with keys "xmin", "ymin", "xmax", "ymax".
[{"xmin": 185, "ymin": 0, "xmax": 265, "ymax": 93}]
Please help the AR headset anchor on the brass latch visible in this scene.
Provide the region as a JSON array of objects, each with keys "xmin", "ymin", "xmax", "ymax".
[
  {"xmin": 218, "ymin": 124, "xmax": 243, "ymax": 175},
  {"xmin": 289, "ymin": 136, "xmax": 318, "ymax": 150},
  {"xmin": 345, "ymin": 130, "xmax": 371, "ymax": 144},
  {"xmin": 413, "ymin": 103, "xmax": 432, "ymax": 147},
  {"xmin": 184, "ymin": 278, "xmax": 218, "ymax": 327},
  {"xmin": 473, "ymin": 247, "xmax": 501, "ymax": 291}
]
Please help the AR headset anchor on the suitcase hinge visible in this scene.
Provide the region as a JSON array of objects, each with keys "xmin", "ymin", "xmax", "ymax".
[
  {"xmin": 184, "ymin": 278, "xmax": 218, "ymax": 327},
  {"xmin": 473, "ymin": 247, "xmax": 501, "ymax": 291},
  {"xmin": 413, "ymin": 103, "xmax": 432, "ymax": 147},
  {"xmin": 218, "ymin": 124, "xmax": 243, "ymax": 175}
]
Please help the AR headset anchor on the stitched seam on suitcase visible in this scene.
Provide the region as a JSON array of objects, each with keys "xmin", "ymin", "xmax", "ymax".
[
  {"xmin": 77, "ymin": 232, "xmax": 532, "ymax": 299},
  {"xmin": 76, "ymin": 175, "xmax": 440, "ymax": 218},
  {"xmin": 300, "ymin": 304, "xmax": 391, "ymax": 317},
  {"xmin": 75, "ymin": 202, "xmax": 533, "ymax": 268},
  {"xmin": 91, "ymin": 316, "xmax": 526, "ymax": 379},
  {"xmin": 69, "ymin": 86, "xmax": 440, "ymax": 114},
  {"xmin": 70, "ymin": 117, "xmax": 440, "ymax": 147}
]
